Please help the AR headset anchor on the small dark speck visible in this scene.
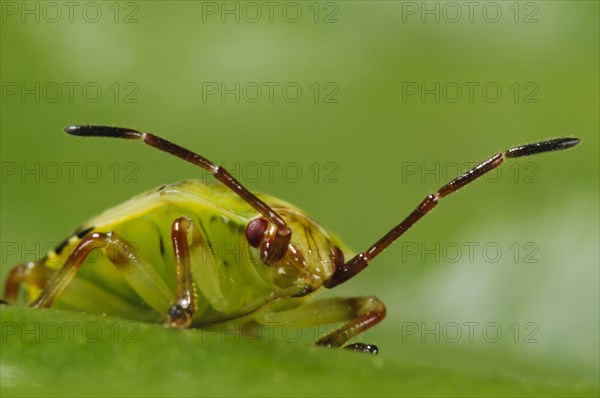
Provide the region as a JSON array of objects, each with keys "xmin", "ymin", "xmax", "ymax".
[{"xmin": 159, "ymin": 235, "xmax": 165, "ymax": 255}]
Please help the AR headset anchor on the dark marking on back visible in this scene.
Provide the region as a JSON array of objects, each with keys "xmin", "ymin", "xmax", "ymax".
[
  {"xmin": 55, "ymin": 226, "xmax": 94, "ymax": 255},
  {"xmin": 54, "ymin": 237, "xmax": 70, "ymax": 255},
  {"xmin": 75, "ymin": 226, "xmax": 94, "ymax": 239}
]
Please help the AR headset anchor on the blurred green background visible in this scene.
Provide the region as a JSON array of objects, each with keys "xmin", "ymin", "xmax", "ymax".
[{"xmin": 1, "ymin": 1, "xmax": 598, "ymax": 396}]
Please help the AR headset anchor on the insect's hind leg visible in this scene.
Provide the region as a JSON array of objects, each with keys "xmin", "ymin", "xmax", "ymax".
[
  {"xmin": 30, "ymin": 232, "xmax": 173, "ymax": 316},
  {"xmin": 256, "ymin": 296, "xmax": 386, "ymax": 354}
]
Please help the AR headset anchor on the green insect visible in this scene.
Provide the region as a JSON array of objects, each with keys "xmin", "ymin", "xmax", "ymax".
[{"xmin": 2, "ymin": 126, "xmax": 580, "ymax": 353}]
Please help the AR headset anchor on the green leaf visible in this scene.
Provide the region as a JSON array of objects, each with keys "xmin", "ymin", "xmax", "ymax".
[{"xmin": 1, "ymin": 306, "xmax": 596, "ymax": 397}]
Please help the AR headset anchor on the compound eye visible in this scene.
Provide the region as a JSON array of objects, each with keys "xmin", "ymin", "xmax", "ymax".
[{"xmin": 245, "ymin": 218, "xmax": 268, "ymax": 248}]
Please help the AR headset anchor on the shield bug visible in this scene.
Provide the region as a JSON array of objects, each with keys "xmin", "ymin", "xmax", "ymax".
[{"xmin": 2, "ymin": 126, "xmax": 580, "ymax": 353}]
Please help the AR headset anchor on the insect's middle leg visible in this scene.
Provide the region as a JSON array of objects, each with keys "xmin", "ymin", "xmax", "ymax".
[{"xmin": 257, "ymin": 296, "xmax": 386, "ymax": 354}]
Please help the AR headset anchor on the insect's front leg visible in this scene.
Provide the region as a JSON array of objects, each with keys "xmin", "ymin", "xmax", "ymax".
[
  {"xmin": 165, "ymin": 216, "xmax": 202, "ymax": 328},
  {"xmin": 166, "ymin": 215, "xmax": 262, "ymax": 325},
  {"xmin": 257, "ymin": 296, "xmax": 386, "ymax": 354}
]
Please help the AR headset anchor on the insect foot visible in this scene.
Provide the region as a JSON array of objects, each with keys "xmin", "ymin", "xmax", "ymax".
[{"xmin": 344, "ymin": 343, "xmax": 379, "ymax": 354}]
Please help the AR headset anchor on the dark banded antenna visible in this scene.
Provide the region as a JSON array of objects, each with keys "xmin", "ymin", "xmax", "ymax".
[
  {"xmin": 65, "ymin": 125, "xmax": 291, "ymax": 265},
  {"xmin": 65, "ymin": 125, "xmax": 143, "ymax": 139},
  {"xmin": 324, "ymin": 137, "xmax": 581, "ymax": 288}
]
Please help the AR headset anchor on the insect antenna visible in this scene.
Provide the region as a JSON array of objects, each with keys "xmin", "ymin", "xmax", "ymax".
[
  {"xmin": 324, "ymin": 137, "xmax": 580, "ymax": 288},
  {"xmin": 65, "ymin": 125, "xmax": 291, "ymax": 264}
]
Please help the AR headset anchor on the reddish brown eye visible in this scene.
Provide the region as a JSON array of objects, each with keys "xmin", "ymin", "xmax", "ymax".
[{"xmin": 245, "ymin": 218, "xmax": 268, "ymax": 247}]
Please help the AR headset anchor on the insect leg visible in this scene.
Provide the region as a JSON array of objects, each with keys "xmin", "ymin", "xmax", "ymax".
[
  {"xmin": 325, "ymin": 137, "xmax": 580, "ymax": 287},
  {"xmin": 182, "ymin": 219, "xmax": 265, "ymax": 318},
  {"xmin": 256, "ymin": 296, "xmax": 386, "ymax": 354},
  {"xmin": 166, "ymin": 216, "xmax": 200, "ymax": 328},
  {"xmin": 167, "ymin": 215, "xmax": 256, "ymax": 327},
  {"xmin": 30, "ymin": 232, "xmax": 172, "ymax": 315},
  {"xmin": 4, "ymin": 264, "xmax": 27, "ymax": 304},
  {"xmin": 64, "ymin": 125, "xmax": 291, "ymax": 265},
  {"xmin": 3, "ymin": 261, "xmax": 53, "ymax": 305}
]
